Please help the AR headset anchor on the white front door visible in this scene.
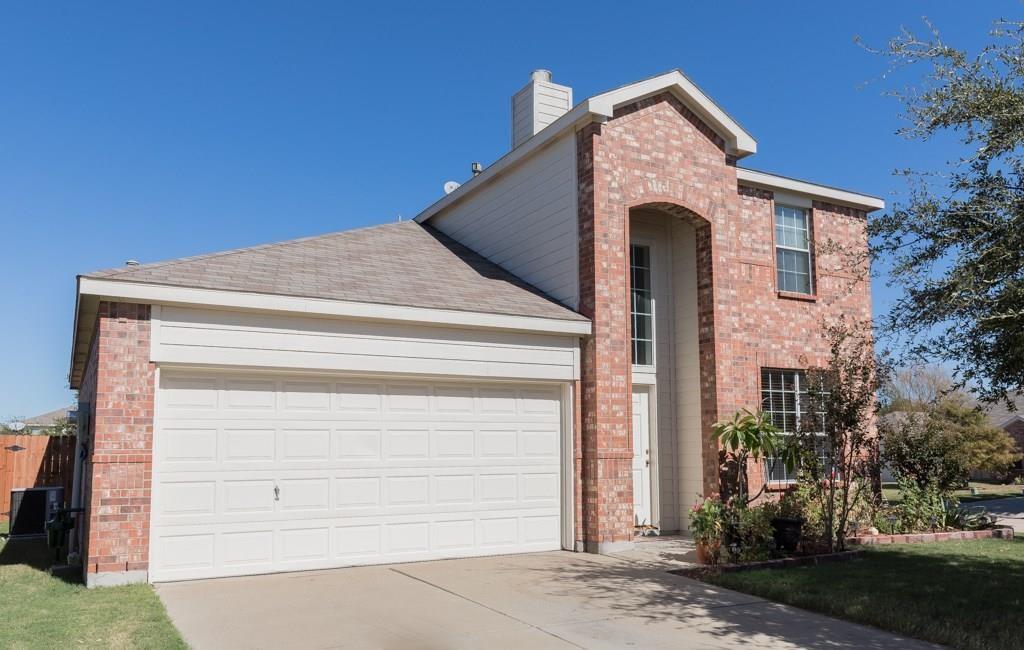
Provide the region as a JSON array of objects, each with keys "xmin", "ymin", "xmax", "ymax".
[
  {"xmin": 631, "ymin": 389, "xmax": 652, "ymax": 527},
  {"xmin": 150, "ymin": 370, "xmax": 564, "ymax": 582}
]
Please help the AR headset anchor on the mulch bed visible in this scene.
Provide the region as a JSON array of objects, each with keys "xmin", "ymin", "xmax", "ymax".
[{"xmin": 673, "ymin": 527, "xmax": 1015, "ymax": 578}]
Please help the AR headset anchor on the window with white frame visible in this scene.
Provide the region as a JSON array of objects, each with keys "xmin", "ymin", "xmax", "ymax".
[
  {"xmin": 630, "ymin": 244, "xmax": 653, "ymax": 366},
  {"xmin": 760, "ymin": 368, "xmax": 828, "ymax": 482},
  {"xmin": 774, "ymin": 204, "xmax": 813, "ymax": 294}
]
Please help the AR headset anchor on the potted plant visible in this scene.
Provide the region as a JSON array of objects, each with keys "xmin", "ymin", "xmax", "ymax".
[
  {"xmin": 689, "ymin": 497, "xmax": 724, "ymax": 564},
  {"xmin": 770, "ymin": 490, "xmax": 805, "ymax": 553}
]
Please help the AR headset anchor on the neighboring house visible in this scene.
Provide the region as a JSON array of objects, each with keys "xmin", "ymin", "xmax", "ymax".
[
  {"xmin": 18, "ymin": 406, "xmax": 76, "ymax": 435},
  {"xmin": 67, "ymin": 69, "xmax": 882, "ymax": 586}
]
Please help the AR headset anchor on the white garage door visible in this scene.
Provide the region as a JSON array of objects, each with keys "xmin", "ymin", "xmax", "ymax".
[{"xmin": 150, "ymin": 371, "xmax": 565, "ymax": 582}]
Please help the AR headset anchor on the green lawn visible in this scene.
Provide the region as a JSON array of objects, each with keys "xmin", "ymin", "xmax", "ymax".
[
  {"xmin": 0, "ymin": 528, "xmax": 185, "ymax": 649},
  {"xmin": 882, "ymin": 480, "xmax": 1023, "ymax": 504},
  {"xmin": 705, "ymin": 538, "xmax": 1024, "ymax": 650}
]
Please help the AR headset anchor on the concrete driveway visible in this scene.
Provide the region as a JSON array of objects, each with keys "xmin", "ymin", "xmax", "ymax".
[
  {"xmin": 974, "ymin": 496, "xmax": 1024, "ymax": 532},
  {"xmin": 156, "ymin": 547, "xmax": 936, "ymax": 649}
]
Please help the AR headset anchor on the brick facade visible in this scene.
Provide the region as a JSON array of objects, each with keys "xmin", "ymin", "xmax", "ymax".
[
  {"xmin": 575, "ymin": 93, "xmax": 872, "ymax": 547},
  {"xmin": 77, "ymin": 302, "xmax": 155, "ymax": 586}
]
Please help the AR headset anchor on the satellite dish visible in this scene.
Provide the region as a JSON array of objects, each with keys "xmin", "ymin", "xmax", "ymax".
[
  {"xmin": 443, "ymin": 181, "xmax": 461, "ymax": 195},
  {"xmin": 8, "ymin": 421, "xmax": 25, "ymax": 432}
]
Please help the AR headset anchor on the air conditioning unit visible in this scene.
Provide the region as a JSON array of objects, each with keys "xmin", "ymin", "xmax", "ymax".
[{"xmin": 9, "ymin": 487, "xmax": 64, "ymax": 538}]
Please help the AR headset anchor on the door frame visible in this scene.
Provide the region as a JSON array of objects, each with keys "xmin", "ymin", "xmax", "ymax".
[{"xmin": 631, "ymin": 385, "xmax": 659, "ymax": 530}]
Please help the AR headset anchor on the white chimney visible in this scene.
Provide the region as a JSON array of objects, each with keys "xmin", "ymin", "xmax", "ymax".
[{"xmin": 511, "ymin": 70, "xmax": 572, "ymax": 149}]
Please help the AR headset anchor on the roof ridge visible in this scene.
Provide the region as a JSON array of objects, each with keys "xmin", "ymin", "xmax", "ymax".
[{"xmin": 85, "ymin": 220, "xmax": 413, "ymax": 278}]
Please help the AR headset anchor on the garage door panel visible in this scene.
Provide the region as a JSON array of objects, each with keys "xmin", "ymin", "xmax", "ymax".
[{"xmin": 152, "ymin": 372, "xmax": 564, "ymax": 581}]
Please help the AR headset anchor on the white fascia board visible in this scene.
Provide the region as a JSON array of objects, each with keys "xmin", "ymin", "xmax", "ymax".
[
  {"xmin": 587, "ymin": 70, "xmax": 757, "ymax": 157},
  {"xmin": 77, "ymin": 278, "xmax": 592, "ymax": 336},
  {"xmin": 737, "ymin": 168, "xmax": 886, "ymax": 212},
  {"xmin": 416, "ymin": 70, "xmax": 757, "ymax": 223}
]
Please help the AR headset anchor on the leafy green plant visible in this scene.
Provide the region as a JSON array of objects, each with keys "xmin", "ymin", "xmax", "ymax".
[
  {"xmin": 712, "ymin": 409, "xmax": 794, "ymax": 505},
  {"xmin": 688, "ymin": 497, "xmax": 724, "ymax": 546},
  {"xmin": 790, "ymin": 319, "xmax": 884, "ymax": 552},
  {"xmin": 722, "ymin": 502, "xmax": 777, "ymax": 563}
]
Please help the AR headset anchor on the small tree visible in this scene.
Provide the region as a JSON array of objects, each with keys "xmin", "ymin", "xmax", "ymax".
[
  {"xmin": 881, "ymin": 411, "xmax": 970, "ymax": 491},
  {"xmin": 931, "ymin": 398, "xmax": 1020, "ymax": 477},
  {"xmin": 790, "ymin": 319, "xmax": 883, "ymax": 552},
  {"xmin": 882, "ymin": 397, "xmax": 1021, "ymax": 488},
  {"xmin": 712, "ymin": 409, "xmax": 787, "ymax": 505}
]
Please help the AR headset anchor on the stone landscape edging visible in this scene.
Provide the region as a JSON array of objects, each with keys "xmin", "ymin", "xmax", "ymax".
[{"xmin": 846, "ymin": 526, "xmax": 1014, "ymax": 546}]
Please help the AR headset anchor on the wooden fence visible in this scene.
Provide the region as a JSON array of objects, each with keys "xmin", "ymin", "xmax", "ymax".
[{"xmin": 0, "ymin": 435, "xmax": 76, "ymax": 520}]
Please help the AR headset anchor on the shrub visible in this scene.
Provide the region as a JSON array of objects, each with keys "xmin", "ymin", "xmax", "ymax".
[
  {"xmin": 881, "ymin": 397, "xmax": 1021, "ymax": 489},
  {"xmin": 881, "ymin": 411, "xmax": 970, "ymax": 491},
  {"xmin": 689, "ymin": 497, "xmax": 724, "ymax": 547},
  {"xmin": 892, "ymin": 477, "xmax": 948, "ymax": 532},
  {"xmin": 722, "ymin": 501, "xmax": 777, "ymax": 563}
]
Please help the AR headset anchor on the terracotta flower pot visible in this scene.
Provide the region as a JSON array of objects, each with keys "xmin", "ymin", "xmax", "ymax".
[{"xmin": 695, "ymin": 540, "xmax": 720, "ymax": 565}]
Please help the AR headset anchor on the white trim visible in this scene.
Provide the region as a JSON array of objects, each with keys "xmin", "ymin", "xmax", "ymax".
[
  {"xmin": 78, "ymin": 278, "xmax": 591, "ymax": 336},
  {"xmin": 587, "ymin": 70, "xmax": 757, "ymax": 157},
  {"xmin": 561, "ymin": 382, "xmax": 575, "ymax": 551},
  {"xmin": 416, "ymin": 70, "xmax": 758, "ymax": 224},
  {"xmin": 147, "ymin": 364, "xmax": 161, "ymax": 584},
  {"xmin": 737, "ymin": 168, "xmax": 885, "ymax": 212}
]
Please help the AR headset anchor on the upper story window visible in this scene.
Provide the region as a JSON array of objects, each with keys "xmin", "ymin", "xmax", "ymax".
[
  {"xmin": 774, "ymin": 204, "xmax": 813, "ymax": 294},
  {"xmin": 630, "ymin": 244, "xmax": 653, "ymax": 366}
]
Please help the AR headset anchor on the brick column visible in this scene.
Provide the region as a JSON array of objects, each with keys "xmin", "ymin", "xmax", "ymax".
[
  {"xmin": 80, "ymin": 302, "xmax": 154, "ymax": 587},
  {"xmin": 575, "ymin": 125, "xmax": 635, "ymax": 552}
]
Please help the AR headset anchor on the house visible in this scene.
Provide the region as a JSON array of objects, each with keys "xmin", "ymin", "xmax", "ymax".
[
  {"xmin": 67, "ymin": 69, "xmax": 882, "ymax": 586},
  {"xmin": 20, "ymin": 406, "xmax": 76, "ymax": 435}
]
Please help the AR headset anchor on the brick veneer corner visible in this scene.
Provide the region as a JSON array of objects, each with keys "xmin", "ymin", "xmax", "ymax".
[{"xmin": 79, "ymin": 302, "xmax": 154, "ymax": 586}]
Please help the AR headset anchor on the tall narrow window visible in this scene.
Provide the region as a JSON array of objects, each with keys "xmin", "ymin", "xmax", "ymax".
[
  {"xmin": 630, "ymin": 244, "xmax": 653, "ymax": 366},
  {"xmin": 774, "ymin": 204, "xmax": 813, "ymax": 294}
]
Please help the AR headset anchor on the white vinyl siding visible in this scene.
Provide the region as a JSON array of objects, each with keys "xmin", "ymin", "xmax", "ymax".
[
  {"xmin": 428, "ymin": 134, "xmax": 579, "ymax": 309},
  {"xmin": 151, "ymin": 306, "xmax": 580, "ymax": 382},
  {"xmin": 774, "ymin": 204, "xmax": 813, "ymax": 294},
  {"xmin": 150, "ymin": 371, "xmax": 563, "ymax": 581}
]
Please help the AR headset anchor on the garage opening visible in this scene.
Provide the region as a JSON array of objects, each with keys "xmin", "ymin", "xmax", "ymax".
[{"xmin": 150, "ymin": 370, "xmax": 566, "ymax": 582}]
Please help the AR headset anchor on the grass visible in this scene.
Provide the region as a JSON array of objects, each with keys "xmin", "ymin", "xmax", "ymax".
[
  {"xmin": 882, "ymin": 480, "xmax": 1023, "ymax": 504},
  {"xmin": 705, "ymin": 538, "xmax": 1024, "ymax": 650},
  {"xmin": 0, "ymin": 528, "xmax": 185, "ymax": 649}
]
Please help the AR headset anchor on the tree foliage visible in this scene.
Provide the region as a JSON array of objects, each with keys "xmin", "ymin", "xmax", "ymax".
[
  {"xmin": 867, "ymin": 18, "xmax": 1024, "ymax": 403},
  {"xmin": 791, "ymin": 318, "xmax": 883, "ymax": 552},
  {"xmin": 881, "ymin": 411, "xmax": 971, "ymax": 491},
  {"xmin": 878, "ymin": 364, "xmax": 954, "ymax": 413},
  {"xmin": 881, "ymin": 395, "xmax": 1021, "ymax": 488}
]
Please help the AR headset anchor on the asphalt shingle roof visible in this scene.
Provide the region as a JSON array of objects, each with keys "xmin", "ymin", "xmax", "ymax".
[{"xmin": 85, "ymin": 221, "xmax": 586, "ymax": 322}]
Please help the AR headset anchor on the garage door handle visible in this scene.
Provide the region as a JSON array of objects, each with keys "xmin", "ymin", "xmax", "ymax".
[{"xmin": 274, "ymin": 485, "xmax": 280, "ymax": 501}]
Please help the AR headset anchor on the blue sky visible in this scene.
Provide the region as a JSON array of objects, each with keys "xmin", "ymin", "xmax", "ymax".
[{"xmin": 0, "ymin": 2, "xmax": 1004, "ymax": 418}]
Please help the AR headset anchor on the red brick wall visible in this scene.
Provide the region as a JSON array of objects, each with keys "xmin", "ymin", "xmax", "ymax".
[
  {"xmin": 80, "ymin": 302, "xmax": 155, "ymax": 581},
  {"xmin": 576, "ymin": 93, "xmax": 873, "ymax": 543}
]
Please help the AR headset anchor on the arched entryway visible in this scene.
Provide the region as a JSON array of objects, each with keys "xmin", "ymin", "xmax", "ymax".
[{"xmin": 627, "ymin": 202, "xmax": 719, "ymax": 533}]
